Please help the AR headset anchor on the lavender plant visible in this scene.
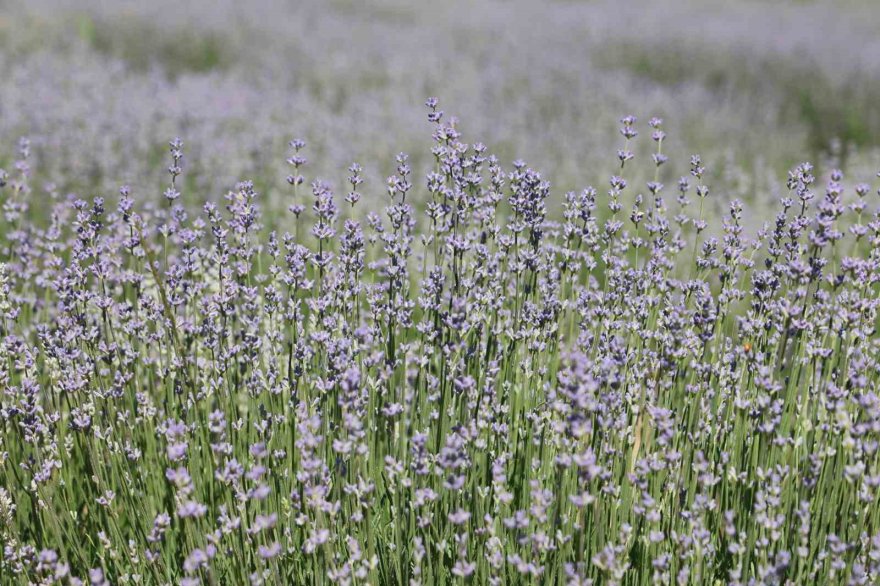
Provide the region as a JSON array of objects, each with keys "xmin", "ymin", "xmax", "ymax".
[{"xmin": 1, "ymin": 101, "xmax": 880, "ymax": 585}]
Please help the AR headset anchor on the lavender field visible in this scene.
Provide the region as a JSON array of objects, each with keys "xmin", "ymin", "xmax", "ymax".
[{"xmin": 2, "ymin": 1, "xmax": 880, "ymax": 584}]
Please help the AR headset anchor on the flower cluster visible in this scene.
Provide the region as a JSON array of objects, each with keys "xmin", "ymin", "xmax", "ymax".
[{"xmin": 1, "ymin": 101, "xmax": 880, "ymax": 585}]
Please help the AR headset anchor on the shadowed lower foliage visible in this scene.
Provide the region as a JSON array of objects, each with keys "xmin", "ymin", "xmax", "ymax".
[{"xmin": 1, "ymin": 103, "xmax": 880, "ymax": 584}]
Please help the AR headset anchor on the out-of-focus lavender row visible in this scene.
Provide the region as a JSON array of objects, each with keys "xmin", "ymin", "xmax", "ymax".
[{"xmin": 2, "ymin": 0, "xmax": 880, "ymax": 220}]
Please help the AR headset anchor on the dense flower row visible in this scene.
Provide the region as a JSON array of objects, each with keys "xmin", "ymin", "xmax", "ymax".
[
  {"xmin": 1, "ymin": 102, "xmax": 880, "ymax": 585},
  {"xmin": 7, "ymin": 0, "xmax": 880, "ymax": 207}
]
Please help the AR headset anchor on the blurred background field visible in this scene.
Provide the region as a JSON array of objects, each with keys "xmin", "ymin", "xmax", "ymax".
[{"xmin": 1, "ymin": 0, "xmax": 879, "ymax": 224}]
